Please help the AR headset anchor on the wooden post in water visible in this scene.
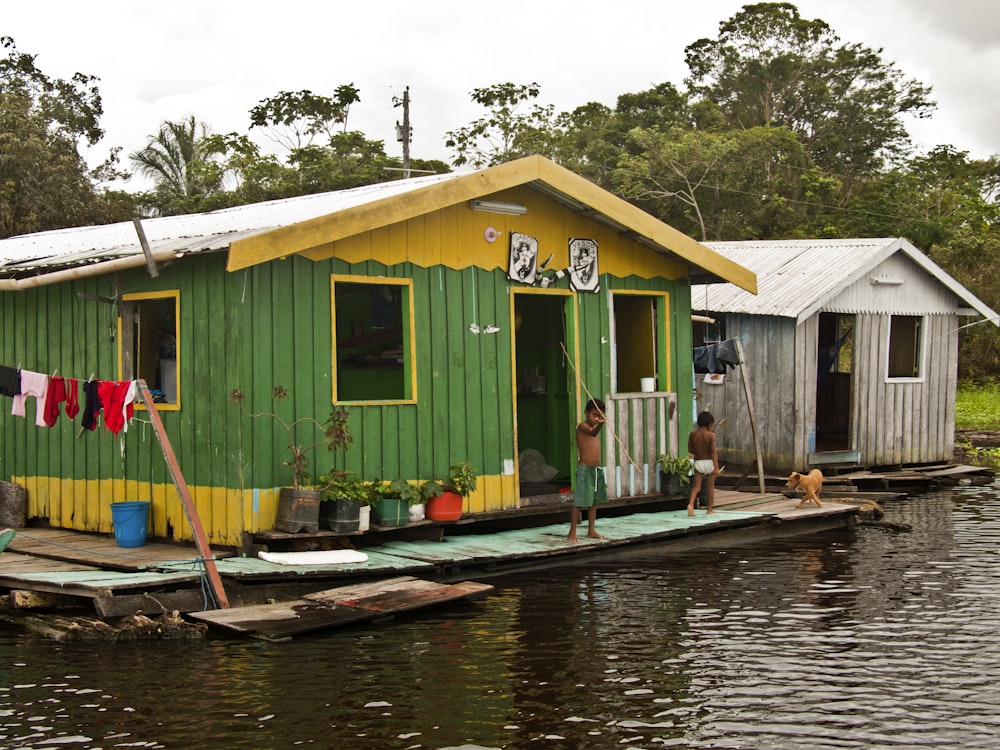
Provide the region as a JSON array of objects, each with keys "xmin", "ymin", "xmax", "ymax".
[{"xmin": 136, "ymin": 380, "xmax": 229, "ymax": 609}]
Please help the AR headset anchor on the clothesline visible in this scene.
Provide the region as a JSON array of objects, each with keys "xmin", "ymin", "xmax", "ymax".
[{"xmin": 0, "ymin": 363, "xmax": 140, "ymax": 436}]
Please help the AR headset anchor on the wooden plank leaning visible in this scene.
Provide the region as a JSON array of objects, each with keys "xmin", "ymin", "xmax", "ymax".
[{"xmin": 135, "ymin": 380, "xmax": 229, "ymax": 609}]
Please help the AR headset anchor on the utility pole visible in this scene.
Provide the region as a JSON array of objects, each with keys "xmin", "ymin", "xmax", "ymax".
[{"xmin": 394, "ymin": 86, "xmax": 411, "ymax": 178}]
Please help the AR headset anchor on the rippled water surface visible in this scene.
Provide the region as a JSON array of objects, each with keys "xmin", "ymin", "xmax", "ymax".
[{"xmin": 5, "ymin": 482, "xmax": 1000, "ymax": 748}]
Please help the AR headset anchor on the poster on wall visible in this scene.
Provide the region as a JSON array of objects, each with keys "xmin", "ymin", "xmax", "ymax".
[
  {"xmin": 508, "ymin": 232, "xmax": 538, "ymax": 284},
  {"xmin": 568, "ymin": 238, "xmax": 599, "ymax": 292}
]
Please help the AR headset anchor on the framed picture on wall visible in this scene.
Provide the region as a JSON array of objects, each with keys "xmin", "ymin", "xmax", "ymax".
[
  {"xmin": 508, "ymin": 232, "xmax": 538, "ymax": 285},
  {"xmin": 568, "ymin": 238, "xmax": 599, "ymax": 292}
]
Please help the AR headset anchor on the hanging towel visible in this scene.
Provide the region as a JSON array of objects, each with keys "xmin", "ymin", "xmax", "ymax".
[
  {"xmin": 11, "ymin": 370, "xmax": 49, "ymax": 426},
  {"xmin": 42, "ymin": 376, "xmax": 68, "ymax": 427},
  {"xmin": 0, "ymin": 365, "xmax": 19, "ymax": 398},
  {"xmin": 98, "ymin": 380, "xmax": 135, "ymax": 435}
]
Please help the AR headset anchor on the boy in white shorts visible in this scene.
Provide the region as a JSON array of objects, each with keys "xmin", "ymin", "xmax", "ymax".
[{"xmin": 687, "ymin": 411, "xmax": 719, "ymax": 516}]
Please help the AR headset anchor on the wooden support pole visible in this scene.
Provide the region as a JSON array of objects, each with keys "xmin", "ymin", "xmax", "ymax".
[
  {"xmin": 135, "ymin": 380, "xmax": 229, "ymax": 609},
  {"xmin": 733, "ymin": 340, "xmax": 766, "ymax": 494},
  {"xmin": 132, "ymin": 218, "xmax": 159, "ymax": 278}
]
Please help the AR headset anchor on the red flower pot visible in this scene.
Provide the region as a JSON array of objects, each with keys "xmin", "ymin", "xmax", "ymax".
[{"xmin": 426, "ymin": 490, "xmax": 463, "ymax": 521}]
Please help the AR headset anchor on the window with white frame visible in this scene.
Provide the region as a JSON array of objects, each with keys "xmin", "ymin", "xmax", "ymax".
[{"xmin": 887, "ymin": 315, "xmax": 922, "ymax": 379}]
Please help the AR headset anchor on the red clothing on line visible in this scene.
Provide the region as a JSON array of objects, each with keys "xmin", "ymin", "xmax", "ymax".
[
  {"xmin": 97, "ymin": 380, "xmax": 134, "ymax": 435},
  {"xmin": 64, "ymin": 377, "xmax": 80, "ymax": 419},
  {"xmin": 42, "ymin": 376, "xmax": 67, "ymax": 427}
]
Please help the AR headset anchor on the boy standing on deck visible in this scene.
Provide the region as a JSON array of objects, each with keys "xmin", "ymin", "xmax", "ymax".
[
  {"xmin": 570, "ymin": 398, "xmax": 608, "ymax": 542},
  {"xmin": 687, "ymin": 411, "xmax": 720, "ymax": 516}
]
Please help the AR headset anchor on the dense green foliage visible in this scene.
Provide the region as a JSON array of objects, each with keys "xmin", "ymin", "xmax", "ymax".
[
  {"xmin": 2, "ymin": 4, "xmax": 998, "ymax": 379},
  {"xmin": 0, "ymin": 36, "xmax": 137, "ymax": 235},
  {"xmin": 956, "ymin": 383, "xmax": 1000, "ymax": 431}
]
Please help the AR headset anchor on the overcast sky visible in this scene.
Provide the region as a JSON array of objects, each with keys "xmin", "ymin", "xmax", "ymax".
[{"xmin": 5, "ymin": 0, "xmax": 999, "ymax": 188}]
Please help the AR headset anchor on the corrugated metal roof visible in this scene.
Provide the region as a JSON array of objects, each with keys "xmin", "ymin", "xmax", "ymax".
[
  {"xmin": 0, "ymin": 156, "xmax": 757, "ymax": 295},
  {"xmin": 691, "ymin": 237, "xmax": 999, "ymax": 325},
  {"xmin": 0, "ymin": 171, "xmax": 462, "ymax": 271}
]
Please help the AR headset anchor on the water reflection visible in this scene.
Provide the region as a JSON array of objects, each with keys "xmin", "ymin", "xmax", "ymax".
[{"xmin": 4, "ymin": 483, "xmax": 1000, "ymax": 748}]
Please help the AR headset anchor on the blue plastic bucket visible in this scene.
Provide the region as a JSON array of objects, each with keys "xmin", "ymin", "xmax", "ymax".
[{"xmin": 110, "ymin": 501, "xmax": 150, "ymax": 548}]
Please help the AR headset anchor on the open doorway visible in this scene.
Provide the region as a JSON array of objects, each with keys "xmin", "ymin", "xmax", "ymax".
[
  {"xmin": 815, "ymin": 312, "xmax": 854, "ymax": 451},
  {"xmin": 513, "ymin": 293, "xmax": 574, "ymax": 499}
]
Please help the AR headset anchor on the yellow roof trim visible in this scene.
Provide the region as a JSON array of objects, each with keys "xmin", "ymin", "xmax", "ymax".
[{"xmin": 226, "ymin": 155, "xmax": 756, "ymax": 294}]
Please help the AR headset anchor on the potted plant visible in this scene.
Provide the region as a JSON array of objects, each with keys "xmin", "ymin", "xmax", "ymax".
[
  {"xmin": 658, "ymin": 453, "xmax": 695, "ymax": 497},
  {"xmin": 317, "ymin": 470, "xmax": 366, "ymax": 532},
  {"xmin": 230, "ymin": 385, "xmax": 352, "ymax": 533},
  {"xmin": 369, "ymin": 478, "xmax": 442, "ymax": 526},
  {"xmin": 427, "ymin": 461, "xmax": 477, "ymax": 521},
  {"xmin": 410, "ymin": 479, "xmax": 443, "ymax": 522},
  {"xmin": 368, "ymin": 478, "xmax": 411, "ymax": 528},
  {"xmin": 361, "ymin": 478, "xmax": 392, "ymax": 530}
]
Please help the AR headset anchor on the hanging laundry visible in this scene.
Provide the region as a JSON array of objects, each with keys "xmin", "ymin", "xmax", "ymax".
[
  {"xmin": 0, "ymin": 365, "xmax": 20, "ymax": 398},
  {"xmin": 693, "ymin": 345, "xmax": 720, "ymax": 374},
  {"xmin": 11, "ymin": 370, "xmax": 49, "ymax": 427},
  {"xmin": 716, "ymin": 339, "xmax": 740, "ymax": 370},
  {"xmin": 120, "ymin": 381, "xmax": 137, "ymax": 433},
  {"xmin": 693, "ymin": 339, "xmax": 741, "ymax": 375},
  {"xmin": 81, "ymin": 380, "xmax": 101, "ymax": 431},
  {"xmin": 64, "ymin": 377, "xmax": 80, "ymax": 419},
  {"xmin": 98, "ymin": 380, "xmax": 135, "ymax": 435},
  {"xmin": 42, "ymin": 376, "xmax": 68, "ymax": 427}
]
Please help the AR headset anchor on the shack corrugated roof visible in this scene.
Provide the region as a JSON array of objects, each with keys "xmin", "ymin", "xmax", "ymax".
[
  {"xmin": 691, "ymin": 237, "xmax": 999, "ymax": 325},
  {"xmin": 0, "ymin": 171, "xmax": 458, "ymax": 270}
]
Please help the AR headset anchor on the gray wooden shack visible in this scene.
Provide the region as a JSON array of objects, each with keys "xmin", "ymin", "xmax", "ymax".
[{"xmin": 691, "ymin": 238, "xmax": 999, "ymax": 473}]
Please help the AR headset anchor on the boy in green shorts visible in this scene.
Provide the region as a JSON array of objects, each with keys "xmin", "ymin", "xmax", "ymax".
[{"xmin": 569, "ymin": 398, "xmax": 608, "ymax": 542}]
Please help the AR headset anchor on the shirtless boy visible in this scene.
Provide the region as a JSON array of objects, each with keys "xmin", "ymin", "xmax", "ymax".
[
  {"xmin": 687, "ymin": 411, "xmax": 719, "ymax": 517},
  {"xmin": 570, "ymin": 398, "xmax": 608, "ymax": 542}
]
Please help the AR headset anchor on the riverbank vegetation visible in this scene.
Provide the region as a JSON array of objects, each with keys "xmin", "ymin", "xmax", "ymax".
[{"xmin": 956, "ymin": 382, "xmax": 1000, "ymax": 463}]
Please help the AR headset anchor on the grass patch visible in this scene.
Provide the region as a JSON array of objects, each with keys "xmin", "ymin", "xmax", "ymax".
[{"xmin": 956, "ymin": 382, "xmax": 1000, "ymax": 430}]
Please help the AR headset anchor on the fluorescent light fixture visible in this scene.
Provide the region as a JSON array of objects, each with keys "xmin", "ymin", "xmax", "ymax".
[{"xmin": 470, "ymin": 199, "xmax": 528, "ymax": 216}]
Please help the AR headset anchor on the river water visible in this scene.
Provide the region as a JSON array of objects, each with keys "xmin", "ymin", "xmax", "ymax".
[{"xmin": 4, "ymin": 480, "xmax": 1000, "ymax": 749}]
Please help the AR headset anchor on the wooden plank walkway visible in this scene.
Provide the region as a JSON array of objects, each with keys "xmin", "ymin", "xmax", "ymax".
[
  {"xmin": 3, "ymin": 527, "xmax": 236, "ymax": 571},
  {"xmin": 212, "ymin": 493, "xmax": 856, "ymax": 582},
  {"xmin": 1, "ymin": 490, "xmax": 858, "ymax": 621},
  {"xmin": 188, "ymin": 576, "xmax": 494, "ymax": 640}
]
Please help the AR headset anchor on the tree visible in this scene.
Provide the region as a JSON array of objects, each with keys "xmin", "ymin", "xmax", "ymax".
[
  {"xmin": 547, "ymin": 84, "xmax": 693, "ymax": 189},
  {"xmin": 129, "ymin": 116, "xmax": 226, "ymax": 213},
  {"xmin": 0, "ymin": 36, "xmax": 130, "ymax": 237},
  {"xmin": 615, "ymin": 125, "xmax": 833, "ymax": 241},
  {"xmin": 249, "ymin": 85, "xmax": 361, "ymax": 152},
  {"xmin": 445, "ymin": 82, "xmax": 555, "ymax": 168},
  {"xmin": 684, "ymin": 3, "xmax": 935, "ymax": 184}
]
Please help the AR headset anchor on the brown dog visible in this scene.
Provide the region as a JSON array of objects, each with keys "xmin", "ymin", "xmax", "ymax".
[{"xmin": 786, "ymin": 469, "xmax": 824, "ymax": 507}]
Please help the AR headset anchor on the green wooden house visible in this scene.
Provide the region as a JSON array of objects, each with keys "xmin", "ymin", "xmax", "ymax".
[{"xmin": 0, "ymin": 156, "xmax": 755, "ymax": 548}]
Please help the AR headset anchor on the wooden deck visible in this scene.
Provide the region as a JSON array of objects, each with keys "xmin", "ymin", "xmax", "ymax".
[
  {"xmin": 720, "ymin": 462, "xmax": 994, "ymax": 496},
  {"xmin": 0, "ymin": 489, "xmax": 859, "ymax": 626}
]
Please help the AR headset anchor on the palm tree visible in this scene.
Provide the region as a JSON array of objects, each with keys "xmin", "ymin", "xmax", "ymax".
[{"xmin": 130, "ymin": 116, "xmax": 224, "ymax": 200}]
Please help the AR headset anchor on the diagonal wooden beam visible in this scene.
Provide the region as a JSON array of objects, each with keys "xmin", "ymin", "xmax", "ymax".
[{"xmin": 135, "ymin": 380, "xmax": 229, "ymax": 609}]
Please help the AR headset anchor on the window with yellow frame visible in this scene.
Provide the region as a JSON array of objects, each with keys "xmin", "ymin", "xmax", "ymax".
[
  {"xmin": 119, "ymin": 291, "xmax": 180, "ymax": 408},
  {"xmin": 331, "ymin": 275, "xmax": 415, "ymax": 403}
]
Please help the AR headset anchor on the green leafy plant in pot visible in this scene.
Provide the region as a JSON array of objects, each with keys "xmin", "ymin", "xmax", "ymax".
[
  {"xmin": 658, "ymin": 453, "xmax": 694, "ymax": 497},
  {"xmin": 317, "ymin": 470, "xmax": 366, "ymax": 532},
  {"xmin": 230, "ymin": 385, "xmax": 352, "ymax": 533},
  {"xmin": 428, "ymin": 461, "xmax": 477, "ymax": 521}
]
